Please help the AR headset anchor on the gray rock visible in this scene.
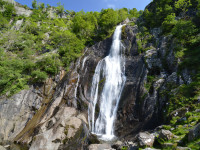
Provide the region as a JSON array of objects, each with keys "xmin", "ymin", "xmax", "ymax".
[
  {"xmin": 12, "ymin": 19, "xmax": 23, "ymax": 30},
  {"xmin": 0, "ymin": 145, "xmax": 6, "ymax": 150},
  {"xmin": 138, "ymin": 132, "xmax": 155, "ymax": 147},
  {"xmin": 145, "ymin": 49, "xmax": 162, "ymax": 70},
  {"xmin": 113, "ymin": 140, "xmax": 123, "ymax": 148},
  {"xmin": 159, "ymin": 129, "xmax": 174, "ymax": 140},
  {"xmin": 181, "ymin": 69, "xmax": 192, "ymax": 84},
  {"xmin": 15, "ymin": 6, "xmax": 32, "ymax": 17},
  {"xmin": 88, "ymin": 144, "xmax": 113, "ymax": 150},
  {"xmin": 166, "ymin": 72, "xmax": 178, "ymax": 84},
  {"xmin": 2, "ymin": 0, "xmax": 15, "ymax": 4},
  {"xmin": 176, "ymin": 146, "xmax": 191, "ymax": 150},
  {"xmin": 29, "ymin": 107, "xmax": 80, "ymax": 150},
  {"xmin": 0, "ymin": 88, "xmax": 43, "ymax": 141},
  {"xmin": 161, "ymin": 143, "xmax": 174, "ymax": 148},
  {"xmin": 142, "ymin": 148, "xmax": 161, "ymax": 150},
  {"xmin": 123, "ymin": 18, "xmax": 130, "ymax": 24},
  {"xmin": 188, "ymin": 123, "xmax": 200, "ymax": 142},
  {"xmin": 195, "ymin": 109, "xmax": 200, "ymax": 112}
]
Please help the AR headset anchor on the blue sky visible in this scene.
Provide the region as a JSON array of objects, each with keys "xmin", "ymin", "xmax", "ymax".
[{"xmin": 15, "ymin": 0, "xmax": 152, "ymax": 12}]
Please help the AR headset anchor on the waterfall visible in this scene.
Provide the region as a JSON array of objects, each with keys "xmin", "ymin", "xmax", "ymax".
[{"xmin": 88, "ymin": 25, "xmax": 126, "ymax": 140}]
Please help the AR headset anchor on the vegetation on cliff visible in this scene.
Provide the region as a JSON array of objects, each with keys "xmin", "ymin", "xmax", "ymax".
[
  {"xmin": 0, "ymin": 0, "xmax": 141, "ymax": 97},
  {"xmin": 137, "ymin": 0, "xmax": 200, "ymax": 149}
]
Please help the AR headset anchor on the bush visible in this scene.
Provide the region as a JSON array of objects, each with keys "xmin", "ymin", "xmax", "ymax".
[
  {"xmin": 36, "ymin": 54, "xmax": 62, "ymax": 75},
  {"xmin": 162, "ymin": 13, "xmax": 177, "ymax": 33},
  {"xmin": 31, "ymin": 70, "xmax": 48, "ymax": 83},
  {"xmin": 172, "ymin": 20, "xmax": 197, "ymax": 41}
]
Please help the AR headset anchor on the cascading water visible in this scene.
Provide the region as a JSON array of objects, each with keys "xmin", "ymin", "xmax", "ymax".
[{"xmin": 88, "ymin": 24, "xmax": 126, "ymax": 140}]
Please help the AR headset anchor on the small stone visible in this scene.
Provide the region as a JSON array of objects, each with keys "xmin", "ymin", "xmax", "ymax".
[
  {"xmin": 159, "ymin": 129, "xmax": 174, "ymax": 140},
  {"xmin": 127, "ymin": 141, "xmax": 134, "ymax": 145},
  {"xmin": 195, "ymin": 109, "xmax": 200, "ymax": 113},
  {"xmin": 176, "ymin": 146, "xmax": 191, "ymax": 150},
  {"xmin": 88, "ymin": 144, "xmax": 112, "ymax": 150},
  {"xmin": 112, "ymin": 140, "xmax": 123, "ymax": 149},
  {"xmin": 162, "ymin": 143, "xmax": 175, "ymax": 148},
  {"xmin": 142, "ymin": 148, "xmax": 161, "ymax": 150},
  {"xmin": 171, "ymin": 128, "xmax": 175, "ymax": 131}
]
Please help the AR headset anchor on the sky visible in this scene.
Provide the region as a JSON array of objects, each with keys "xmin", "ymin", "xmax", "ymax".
[{"xmin": 15, "ymin": 0, "xmax": 152, "ymax": 12}]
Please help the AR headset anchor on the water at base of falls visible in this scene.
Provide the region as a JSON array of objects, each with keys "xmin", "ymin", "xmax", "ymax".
[{"xmin": 88, "ymin": 24, "xmax": 126, "ymax": 141}]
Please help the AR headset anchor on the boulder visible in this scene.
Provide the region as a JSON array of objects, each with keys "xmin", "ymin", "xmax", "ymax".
[
  {"xmin": 88, "ymin": 144, "xmax": 113, "ymax": 150},
  {"xmin": 13, "ymin": 19, "xmax": 23, "ymax": 30},
  {"xmin": 159, "ymin": 129, "xmax": 174, "ymax": 140},
  {"xmin": 111, "ymin": 141, "xmax": 123, "ymax": 149},
  {"xmin": 0, "ymin": 146, "xmax": 6, "ymax": 150},
  {"xmin": 142, "ymin": 148, "xmax": 161, "ymax": 150},
  {"xmin": 188, "ymin": 123, "xmax": 200, "ymax": 142},
  {"xmin": 15, "ymin": 6, "xmax": 32, "ymax": 17},
  {"xmin": 161, "ymin": 143, "xmax": 175, "ymax": 149},
  {"xmin": 88, "ymin": 134, "xmax": 100, "ymax": 144},
  {"xmin": 177, "ymin": 147, "xmax": 191, "ymax": 150},
  {"xmin": 138, "ymin": 132, "xmax": 155, "ymax": 147}
]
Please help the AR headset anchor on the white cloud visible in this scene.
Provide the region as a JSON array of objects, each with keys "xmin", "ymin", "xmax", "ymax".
[{"xmin": 107, "ymin": 4, "xmax": 116, "ymax": 8}]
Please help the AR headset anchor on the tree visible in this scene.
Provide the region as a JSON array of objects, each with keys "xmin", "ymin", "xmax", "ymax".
[
  {"xmin": 172, "ymin": 20, "xmax": 197, "ymax": 41},
  {"xmin": 39, "ymin": 3, "xmax": 45, "ymax": 10},
  {"xmin": 175, "ymin": 0, "xmax": 192, "ymax": 17},
  {"xmin": 118, "ymin": 8, "xmax": 128, "ymax": 22},
  {"xmin": 32, "ymin": 0, "xmax": 37, "ymax": 9},
  {"xmin": 162, "ymin": 13, "xmax": 177, "ymax": 33},
  {"xmin": 57, "ymin": 2, "xmax": 65, "ymax": 16},
  {"xmin": 129, "ymin": 8, "xmax": 139, "ymax": 18}
]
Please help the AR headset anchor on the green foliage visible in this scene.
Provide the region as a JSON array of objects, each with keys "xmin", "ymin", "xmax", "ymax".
[
  {"xmin": 121, "ymin": 146, "xmax": 128, "ymax": 150},
  {"xmin": 129, "ymin": 8, "xmax": 141, "ymax": 18},
  {"xmin": 98, "ymin": 8, "xmax": 119, "ymax": 39},
  {"xmin": 32, "ymin": 0, "xmax": 37, "ymax": 9},
  {"xmin": 0, "ymin": 1, "xmax": 141, "ymax": 97},
  {"xmin": 118, "ymin": 8, "xmax": 128, "ymax": 22},
  {"xmin": 143, "ymin": 2, "xmax": 173, "ymax": 28},
  {"xmin": 162, "ymin": 13, "xmax": 177, "ymax": 33},
  {"xmin": 171, "ymin": 20, "xmax": 197, "ymax": 42},
  {"xmin": 0, "ymin": 14, "xmax": 9, "ymax": 28},
  {"xmin": 0, "ymin": 0, "xmax": 16, "ymax": 20},
  {"xmin": 36, "ymin": 54, "xmax": 62, "ymax": 75},
  {"xmin": 175, "ymin": 0, "xmax": 192, "ymax": 16},
  {"xmin": 56, "ymin": 2, "xmax": 65, "ymax": 15},
  {"xmin": 31, "ymin": 70, "xmax": 48, "ymax": 83},
  {"xmin": 0, "ymin": 57, "xmax": 29, "ymax": 96},
  {"xmin": 72, "ymin": 11, "xmax": 98, "ymax": 44}
]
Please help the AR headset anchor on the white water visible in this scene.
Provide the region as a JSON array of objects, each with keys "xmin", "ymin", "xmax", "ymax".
[{"xmin": 88, "ymin": 25, "xmax": 126, "ymax": 141}]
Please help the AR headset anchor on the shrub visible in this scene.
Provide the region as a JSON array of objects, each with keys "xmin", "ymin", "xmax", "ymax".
[
  {"xmin": 31, "ymin": 70, "xmax": 48, "ymax": 83},
  {"xmin": 172, "ymin": 20, "xmax": 197, "ymax": 42}
]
